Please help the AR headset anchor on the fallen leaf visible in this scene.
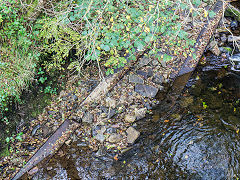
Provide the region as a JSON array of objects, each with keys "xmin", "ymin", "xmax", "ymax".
[{"xmin": 114, "ymin": 154, "xmax": 118, "ymax": 161}]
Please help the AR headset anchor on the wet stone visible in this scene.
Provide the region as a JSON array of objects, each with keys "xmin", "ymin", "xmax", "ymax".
[
  {"xmin": 129, "ymin": 75, "xmax": 144, "ymax": 84},
  {"xmin": 106, "ymin": 97, "xmax": 117, "ymax": 108},
  {"xmin": 108, "ymin": 133, "xmax": 122, "ymax": 143},
  {"xmin": 221, "ymin": 34, "xmax": 227, "ymax": 43},
  {"xmin": 82, "ymin": 112, "xmax": 94, "ymax": 124},
  {"xmin": 100, "ymin": 106, "xmax": 117, "ymax": 119},
  {"xmin": 161, "ymin": 61, "xmax": 167, "ymax": 68},
  {"xmin": 126, "ymin": 127, "xmax": 140, "ymax": 144},
  {"xmin": 108, "ymin": 109, "xmax": 116, "ymax": 119},
  {"xmin": 151, "ymin": 59, "xmax": 159, "ymax": 66},
  {"xmin": 147, "ymin": 68, "xmax": 153, "ymax": 77},
  {"xmin": 106, "ymin": 127, "xmax": 117, "ymax": 134},
  {"xmin": 31, "ymin": 124, "xmax": 41, "ymax": 136},
  {"xmin": 125, "ymin": 114, "xmax": 136, "ymax": 123},
  {"xmin": 95, "ymin": 133, "xmax": 105, "ymax": 143},
  {"xmin": 28, "ymin": 167, "xmax": 39, "ymax": 176},
  {"xmin": 135, "ymin": 84, "xmax": 158, "ymax": 98},
  {"xmin": 152, "ymin": 74, "xmax": 164, "ymax": 85},
  {"xmin": 27, "ymin": 145, "xmax": 36, "ymax": 151},
  {"xmin": 71, "ymin": 115, "xmax": 81, "ymax": 123},
  {"xmin": 136, "ymin": 70, "xmax": 148, "ymax": 79},
  {"xmin": 138, "ymin": 57, "xmax": 151, "ymax": 67},
  {"xmin": 95, "ymin": 146, "xmax": 107, "ymax": 157},
  {"xmin": 135, "ymin": 108, "xmax": 147, "ymax": 120},
  {"xmin": 144, "ymin": 102, "xmax": 152, "ymax": 110}
]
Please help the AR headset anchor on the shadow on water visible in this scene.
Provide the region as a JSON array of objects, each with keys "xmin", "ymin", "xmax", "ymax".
[{"xmin": 32, "ymin": 54, "xmax": 240, "ymax": 179}]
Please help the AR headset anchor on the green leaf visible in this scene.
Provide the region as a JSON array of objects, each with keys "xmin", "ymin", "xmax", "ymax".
[
  {"xmin": 193, "ymin": 0, "xmax": 201, "ymax": 7},
  {"xmin": 209, "ymin": 11, "xmax": 216, "ymax": 18},
  {"xmin": 134, "ymin": 40, "xmax": 145, "ymax": 51},
  {"xmin": 100, "ymin": 44, "xmax": 110, "ymax": 51},
  {"xmin": 192, "ymin": 53, "xmax": 197, "ymax": 59},
  {"xmin": 145, "ymin": 35, "xmax": 152, "ymax": 43},
  {"xmin": 6, "ymin": 137, "xmax": 10, "ymax": 143},
  {"xmin": 163, "ymin": 54, "xmax": 172, "ymax": 62},
  {"xmin": 69, "ymin": 15, "xmax": 75, "ymax": 21}
]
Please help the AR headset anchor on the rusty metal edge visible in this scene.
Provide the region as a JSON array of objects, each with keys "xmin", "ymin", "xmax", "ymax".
[{"xmin": 168, "ymin": 0, "xmax": 226, "ymax": 100}]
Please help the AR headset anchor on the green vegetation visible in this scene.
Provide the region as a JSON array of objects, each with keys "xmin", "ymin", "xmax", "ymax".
[
  {"xmin": 0, "ymin": 0, "xmax": 41, "ymax": 113},
  {"xmin": 39, "ymin": 0, "xmax": 216, "ymax": 75},
  {"xmin": 0, "ymin": 0, "xmax": 217, "ymax": 114}
]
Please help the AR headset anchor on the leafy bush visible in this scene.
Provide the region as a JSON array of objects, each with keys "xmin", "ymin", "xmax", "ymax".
[
  {"xmin": 39, "ymin": 0, "xmax": 216, "ymax": 74},
  {"xmin": 0, "ymin": 0, "xmax": 41, "ymax": 112},
  {"xmin": 0, "ymin": 0, "xmax": 217, "ymax": 112}
]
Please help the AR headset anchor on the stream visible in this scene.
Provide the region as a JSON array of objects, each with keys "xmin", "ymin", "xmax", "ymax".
[{"xmin": 29, "ymin": 52, "xmax": 240, "ymax": 179}]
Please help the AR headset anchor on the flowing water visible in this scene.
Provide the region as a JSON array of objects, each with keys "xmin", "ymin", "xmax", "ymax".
[{"xmin": 31, "ymin": 53, "xmax": 240, "ymax": 179}]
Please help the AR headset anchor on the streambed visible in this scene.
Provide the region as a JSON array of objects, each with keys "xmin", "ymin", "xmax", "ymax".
[{"xmin": 30, "ymin": 52, "xmax": 240, "ymax": 179}]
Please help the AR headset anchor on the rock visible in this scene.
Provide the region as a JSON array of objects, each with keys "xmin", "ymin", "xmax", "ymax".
[
  {"xmin": 151, "ymin": 59, "xmax": 159, "ymax": 66},
  {"xmin": 135, "ymin": 108, "xmax": 147, "ymax": 120},
  {"xmin": 220, "ymin": 34, "xmax": 227, "ymax": 43},
  {"xmin": 144, "ymin": 102, "xmax": 152, "ymax": 110},
  {"xmin": 147, "ymin": 68, "xmax": 153, "ymax": 78},
  {"xmin": 136, "ymin": 70, "xmax": 148, "ymax": 79},
  {"xmin": 136, "ymin": 69, "xmax": 153, "ymax": 79},
  {"xmin": 135, "ymin": 84, "xmax": 158, "ymax": 98},
  {"xmin": 228, "ymin": 35, "xmax": 240, "ymax": 42},
  {"xmin": 106, "ymin": 97, "xmax": 117, "ymax": 108},
  {"xmin": 73, "ymin": 95, "xmax": 78, "ymax": 101},
  {"xmin": 125, "ymin": 114, "xmax": 136, "ymax": 123},
  {"xmin": 163, "ymin": 73, "xmax": 168, "ymax": 79},
  {"xmin": 31, "ymin": 124, "xmax": 41, "ymax": 136},
  {"xmin": 92, "ymin": 125, "xmax": 102, "ymax": 136},
  {"xmin": 152, "ymin": 74, "xmax": 164, "ymax": 84},
  {"xmin": 170, "ymin": 113, "xmax": 182, "ymax": 121},
  {"xmin": 219, "ymin": 47, "xmax": 232, "ymax": 54},
  {"xmin": 28, "ymin": 167, "xmax": 39, "ymax": 176},
  {"xmin": 230, "ymin": 20, "xmax": 238, "ymax": 30},
  {"xmin": 228, "ymin": 116, "xmax": 239, "ymax": 124},
  {"xmin": 47, "ymin": 166, "xmax": 53, "ymax": 171},
  {"xmin": 138, "ymin": 56, "xmax": 151, "ymax": 67},
  {"xmin": 208, "ymin": 40, "xmax": 221, "ymax": 56},
  {"xmin": 108, "ymin": 133, "xmax": 122, "ymax": 143},
  {"xmin": 95, "ymin": 133, "xmax": 105, "ymax": 143},
  {"xmin": 108, "ymin": 109, "xmax": 116, "ymax": 118},
  {"xmin": 65, "ymin": 139, "xmax": 72, "ymax": 146},
  {"xmin": 27, "ymin": 145, "xmax": 36, "ymax": 151},
  {"xmin": 126, "ymin": 127, "xmax": 140, "ymax": 144},
  {"xmin": 106, "ymin": 127, "xmax": 117, "ymax": 134},
  {"xmin": 161, "ymin": 61, "xmax": 167, "ymax": 68},
  {"xmin": 71, "ymin": 115, "xmax": 81, "ymax": 122},
  {"xmin": 42, "ymin": 125, "xmax": 51, "ymax": 138},
  {"xmin": 82, "ymin": 112, "xmax": 94, "ymax": 124},
  {"xmin": 129, "ymin": 75, "xmax": 144, "ymax": 84},
  {"xmin": 76, "ymin": 141, "xmax": 88, "ymax": 147},
  {"xmin": 95, "ymin": 146, "xmax": 106, "ymax": 157},
  {"xmin": 100, "ymin": 106, "xmax": 116, "ymax": 118},
  {"xmin": 184, "ymin": 24, "xmax": 192, "ymax": 31}
]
